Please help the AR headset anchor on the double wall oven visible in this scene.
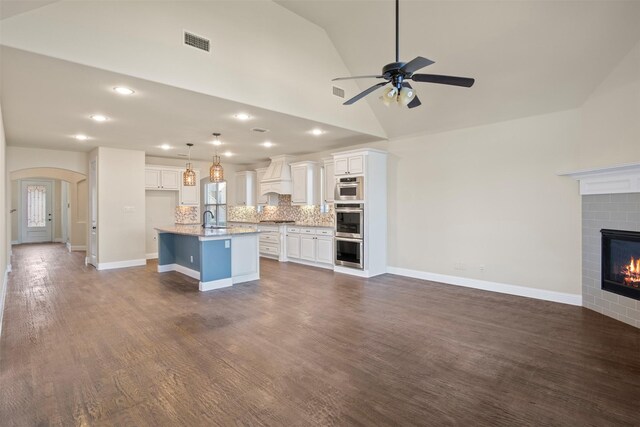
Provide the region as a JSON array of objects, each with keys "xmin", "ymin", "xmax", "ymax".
[{"xmin": 335, "ymin": 203, "xmax": 364, "ymax": 269}]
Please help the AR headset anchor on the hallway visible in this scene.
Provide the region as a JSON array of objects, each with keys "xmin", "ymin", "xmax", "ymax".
[{"xmin": 1, "ymin": 244, "xmax": 640, "ymax": 426}]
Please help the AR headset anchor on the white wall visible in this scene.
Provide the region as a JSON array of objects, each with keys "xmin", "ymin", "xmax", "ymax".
[
  {"xmin": 95, "ymin": 147, "xmax": 145, "ymax": 265},
  {"xmin": 578, "ymin": 38, "xmax": 640, "ymax": 169},
  {"xmin": 0, "ymin": 104, "xmax": 8, "ymax": 334},
  {"xmin": 385, "ymin": 109, "xmax": 582, "ymax": 295},
  {"xmin": 7, "ymin": 146, "xmax": 88, "ymax": 174},
  {"xmin": 145, "ymin": 191, "xmax": 177, "ymax": 257}
]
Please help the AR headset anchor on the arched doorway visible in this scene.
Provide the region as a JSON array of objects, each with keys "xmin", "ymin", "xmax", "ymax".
[{"xmin": 10, "ymin": 168, "xmax": 87, "ymax": 251}]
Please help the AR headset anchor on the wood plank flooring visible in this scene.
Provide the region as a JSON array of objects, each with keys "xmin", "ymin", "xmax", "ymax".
[{"xmin": 1, "ymin": 243, "xmax": 639, "ymax": 426}]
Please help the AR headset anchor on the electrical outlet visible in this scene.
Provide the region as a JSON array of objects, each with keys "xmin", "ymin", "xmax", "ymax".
[
  {"xmin": 190, "ymin": 255, "xmax": 194, "ymax": 263},
  {"xmin": 225, "ymin": 240, "xmax": 230, "ymax": 249},
  {"xmin": 479, "ymin": 264, "xmax": 485, "ymax": 272}
]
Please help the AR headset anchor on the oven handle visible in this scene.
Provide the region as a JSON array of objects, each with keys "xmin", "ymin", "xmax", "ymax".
[
  {"xmin": 335, "ymin": 237, "xmax": 363, "ymax": 243},
  {"xmin": 335, "ymin": 208, "xmax": 364, "ymax": 213},
  {"xmin": 337, "ymin": 183, "xmax": 360, "ymax": 188}
]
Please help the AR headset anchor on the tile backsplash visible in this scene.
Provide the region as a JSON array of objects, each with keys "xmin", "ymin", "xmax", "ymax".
[
  {"xmin": 175, "ymin": 206, "xmax": 199, "ymax": 224},
  {"xmin": 229, "ymin": 195, "xmax": 334, "ymax": 225}
]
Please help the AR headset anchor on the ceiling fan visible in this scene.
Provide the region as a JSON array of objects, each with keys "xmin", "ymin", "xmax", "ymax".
[{"xmin": 332, "ymin": 0, "xmax": 475, "ymax": 109}]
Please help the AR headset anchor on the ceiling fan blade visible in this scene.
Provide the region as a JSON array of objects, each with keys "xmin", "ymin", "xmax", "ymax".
[
  {"xmin": 344, "ymin": 81, "xmax": 389, "ymax": 105},
  {"xmin": 411, "ymin": 74, "xmax": 475, "ymax": 88},
  {"xmin": 400, "ymin": 56, "xmax": 435, "ymax": 75},
  {"xmin": 332, "ymin": 75, "xmax": 384, "ymax": 81},
  {"xmin": 402, "ymin": 82, "xmax": 421, "ymax": 108}
]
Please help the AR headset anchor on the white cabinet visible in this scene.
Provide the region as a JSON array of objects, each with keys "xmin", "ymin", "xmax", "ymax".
[
  {"xmin": 255, "ymin": 168, "xmax": 269, "ymax": 205},
  {"xmin": 286, "ymin": 232, "xmax": 300, "ymax": 259},
  {"xmin": 179, "ymin": 170, "xmax": 200, "ymax": 205},
  {"xmin": 323, "ymin": 159, "xmax": 335, "ymax": 204},
  {"xmin": 290, "ymin": 161, "xmax": 320, "ymax": 205},
  {"xmin": 235, "ymin": 171, "xmax": 256, "ymax": 206},
  {"xmin": 333, "ymin": 154, "xmax": 364, "ymax": 176},
  {"xmin": 145, "ymin": 168, "xmax": 180, "ymax": 190},
  {"xmin": 300, "ymin": 235, "xmax": 316, "ymax": 261},
  {"xmin": 316, "ymin": 236, "xmax": 334, "ymax": 264},
  {"xmin": 286, "ymin": 227, "xmax": 333, "ymax": 267}
]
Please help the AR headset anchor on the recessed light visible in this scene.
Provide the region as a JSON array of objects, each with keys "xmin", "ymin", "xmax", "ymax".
[
  {"xmin": 113, "ymin": 86, "xmax": 135, "ymax": 95},
  {"xmin": 234, "ymin": 113, "xmax": 251, "ymax": 121},
  {"xmin": 263, "ymin": 141, "xmax": 273, "ymax": 148},
  {"xmin": 310, "ymin": 128, "xmax": 324, "ymax": 136},
  {"xmin": 212, "ymin": 139, "xmax": 222, "ymax": 146},
  {"xmin": 160, "ymin": 144, "xmax": 171, "ymax": 150},
  {"xmin": 74, "ymin": 134, "xmax": 89, "ymax": 141},
  {"xmin": 90, "ymin": 114, "xmax": 108, "ymax": 122},
  {"xmin": 224, "ymin": 151, "xmax": 233, "ymax": 157}
]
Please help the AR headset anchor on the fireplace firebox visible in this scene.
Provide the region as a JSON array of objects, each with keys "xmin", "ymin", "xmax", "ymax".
[{"xmin": 601, "ymin": 229, "xmax": 640, "ymax": 301}]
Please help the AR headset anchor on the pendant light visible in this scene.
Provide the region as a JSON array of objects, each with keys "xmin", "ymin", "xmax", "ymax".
[
  {"xmin": 183, "ymin": 143, "xmax": 196, "ymax": 186},
  {"xmin": 210, "ymin": 133, "xmax": 224, "ymax": 182}
]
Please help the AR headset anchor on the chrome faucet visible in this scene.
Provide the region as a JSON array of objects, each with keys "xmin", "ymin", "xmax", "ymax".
[{"xmin": 202, "ymin": 210, "xmax": 215, "ymax": 228}]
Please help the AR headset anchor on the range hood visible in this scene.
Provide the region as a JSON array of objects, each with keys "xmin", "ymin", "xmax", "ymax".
[{"xmin": 260, "ymin": 155, "xmax": 296, "ymax": 196}]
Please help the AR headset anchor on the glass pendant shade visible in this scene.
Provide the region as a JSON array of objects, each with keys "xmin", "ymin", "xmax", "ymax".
[
  {"xmin": 210, "ymin": 155, "xmax": 224, "ymax": 182},
  {"xmin": 398, "ymin": 86, "xmax": 416, "ymax": 106},
  {"xmin": 183, "ymin": 162, "xmax": 196, "ymax": 186},
  {"xmin": 382, "ymin": 87, "xmax": 398, "ymax": 107}
]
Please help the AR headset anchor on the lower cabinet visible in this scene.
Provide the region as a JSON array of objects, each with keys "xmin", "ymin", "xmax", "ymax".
[{"xmin": 286, "ymin": 227, "xmax": 333, "ymax": 268}]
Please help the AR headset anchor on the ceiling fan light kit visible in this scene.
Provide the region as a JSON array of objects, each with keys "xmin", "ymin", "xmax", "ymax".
[{"xmin": 333, "ymin": 0, "xmax": 475, "ymax": 109}]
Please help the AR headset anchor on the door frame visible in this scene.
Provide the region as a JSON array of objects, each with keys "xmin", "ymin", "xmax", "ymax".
[{"xmin": 20, "ymin": 179, "xmax": 54, "ymax": 243}]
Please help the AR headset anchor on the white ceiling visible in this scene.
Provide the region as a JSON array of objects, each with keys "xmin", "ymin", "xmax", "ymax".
[
  {"xmin": 0, "ymin": 47, "xmax": 379, "ymax": 164},
  {"xmin": 277, "ymin": 0, "xmax": 640, "ymax": 138},
  {"xmin": 0, "ymin": 0, "xmax": 59, "ymax": 19}
]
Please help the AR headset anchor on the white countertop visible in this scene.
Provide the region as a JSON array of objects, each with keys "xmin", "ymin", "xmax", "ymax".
[{"xmin": 228, "ymin": 221, "xmax": 334, "ymax": 228}]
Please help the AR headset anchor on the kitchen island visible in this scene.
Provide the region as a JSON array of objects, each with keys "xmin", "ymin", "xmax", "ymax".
[{"xmin": 155, "ymin": 225, "xmax": 261, "ymax": 291}]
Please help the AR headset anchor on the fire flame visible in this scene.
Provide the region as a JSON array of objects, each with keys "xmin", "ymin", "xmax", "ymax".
[{"xmin": 622, "ymin": 257, "xmax": 640, "ymax": 287}]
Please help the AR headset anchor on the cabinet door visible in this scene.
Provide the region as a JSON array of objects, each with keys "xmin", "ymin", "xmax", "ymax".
[
  {"xmin": 348, "ymin": 155, "xmax": 364, "ymax": 175},
  {"xmin": 256, "ymin": 169, "xmax": 268, "ymax": 204},
  {"xmin": 316, "ymin": 236, "xmax": 334, "ymax": 264},
  {"xmin": 300, "ymin": 235, "xmax": 316, "ymax": 261},
  {"xmin": 324, "ymin": 162, "xmax": 335, "ymax": 203},
  {"xmin": 291, "ymin": 166, "xmax": 307, "ymax": 204},
  {"xmin": 286, "ymin": 234, "xmax": 300, "ymax": 259},
  {"xmin": 145, "ymin": 169, "xmax": 161, "ymax": 189},
  {"xmin": 180, "ymin": 171, "xmax": 199, "ymax": 205},
  {"xmin": 161, "ymin": 170, "xmax": 180, "ymax": 190},
  {"xmin": 235, "ymin": 174, "xmax": 247, "ymax": 206},
  {"xmin": 334, "ymin": 158, "xmax": 348, "ymax": 176}
]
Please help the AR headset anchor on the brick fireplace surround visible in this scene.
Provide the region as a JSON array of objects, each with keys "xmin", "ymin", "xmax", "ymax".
[{"xmin": 564, "ymin": 164, "xmax": 640, "ymax": 329}]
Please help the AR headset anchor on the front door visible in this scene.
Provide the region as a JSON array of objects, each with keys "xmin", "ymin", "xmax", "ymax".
[{"xmin": 21, "ymin": 180, "xmax": 53, "ymax": 243}]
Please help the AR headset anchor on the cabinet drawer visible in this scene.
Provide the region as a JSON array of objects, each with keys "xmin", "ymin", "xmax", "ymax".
[
  {"xmin": 316, "ymin": 228, "xmax": 334, "ymax": 236},
  {"xmin": 260, "ymin": 233, "xmax": 280, "ymax": 243},
  {"xmin": 301, "ymin": 228, "xmax": 315, "ymax": 235},
  {"xmin": 287, "ymin": 227, "xmax": 300, "ymax": 233},
  {"xmin": 260, "ymin": 244, "xmax": 280, "ymax": 256},
  {"xmin": 258, "ymin": 225, "xmax": 278, "ymax": 232}
]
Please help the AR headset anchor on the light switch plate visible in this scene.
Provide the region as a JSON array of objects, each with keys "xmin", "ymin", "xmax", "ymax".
[{"xmin": 225, "ymin": 240, "xmax": 230, "ymax": 248}]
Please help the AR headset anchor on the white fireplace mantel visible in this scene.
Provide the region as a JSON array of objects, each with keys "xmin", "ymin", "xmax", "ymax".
[{"xmin": 560, "ymin": 163, "xmax": 640, "ymax": 195}]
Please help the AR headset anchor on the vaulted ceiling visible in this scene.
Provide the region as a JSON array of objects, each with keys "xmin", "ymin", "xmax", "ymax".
[{"xmin": 1, "ymin": 0, "xmax": 640, "ymax": 162}]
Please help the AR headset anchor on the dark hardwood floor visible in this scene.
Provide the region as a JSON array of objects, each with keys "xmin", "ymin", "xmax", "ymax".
[{"xmin": 1, "ymin": 244, "xmax": 639, "ymax": 426}]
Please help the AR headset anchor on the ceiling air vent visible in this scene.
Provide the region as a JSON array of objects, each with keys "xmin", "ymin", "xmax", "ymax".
[
  {"xmin": 332, "ymin": 86, "xmax": 345, "ymax": 98},
  {"xmin": 252, "ymin": 128, "xmax": 269, "ymax": 133},
  {"xmin": 184, "ymin": 31, "xmax": 210, "ymax": 52}
]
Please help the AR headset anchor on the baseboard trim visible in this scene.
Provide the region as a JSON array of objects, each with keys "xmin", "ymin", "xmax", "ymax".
[
  {"xmin": 146, "ymin": 252, "xmax": 158, "ymax": 260},
  {"xmin": 334, "ymin": 265, "xmax": 374, "ymax": 278},
  {"xmin": 97, "ymin": 259, "xmax": 146, "ymax": 271},
  {"xmin": 232, "ymin": 272, "xmax": 260, "ymax": 284},
  {"xmin": 157, "ymin": 263, "xmax": 200, "ymax": 280},
  {"xmin": 69, "ymin": 245, "xmax": 87, "ymax": 251},
  {"xmin": 287, "ymin": 258, "xmax": 334, "ymax": 271},
  {"xmin": 10, "ymin": 240, "xmax": 19, "ymax": 245},
  {"xmin": 386, "ymin": 267, "xmax": 582, "ymax": 306},
  {"xmin": 200, "ymin": 277, "xmax": 233, "ymax": 291},
  {"xmin": 0, "ymin": 267, "xmax": 9, "ymax": 339},
  {"xmin": 53, "ymin": 238, "xmax": 65, "ymax": 243}
]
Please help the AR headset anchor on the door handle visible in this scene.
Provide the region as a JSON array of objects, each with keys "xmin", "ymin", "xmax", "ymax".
[{"xmin": 92, "ymin": 226, "xmax": 97, "ymax": 230}]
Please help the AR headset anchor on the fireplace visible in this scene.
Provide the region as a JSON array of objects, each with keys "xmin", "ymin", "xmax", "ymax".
[{"xmin": 601, "ymin": 229, "xmax": 640, "ymax": 301}]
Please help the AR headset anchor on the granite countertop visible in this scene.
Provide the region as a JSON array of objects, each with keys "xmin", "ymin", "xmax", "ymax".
[
  {"xmin": 228, "ymin": 220, "xmax": 334, "ymax": 228},
  {"xmin": 155, "ymin": 224, "xmax": 261, "ymax": 237}
]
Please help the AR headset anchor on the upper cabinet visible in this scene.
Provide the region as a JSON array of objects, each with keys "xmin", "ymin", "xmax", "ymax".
[
  {"xmin": 333, "ymin": 154, "xmax": 364, "ymax": 176},
  {"xmin": 145, "ymin": 165, "xmax": 199, "ymax": 206},
  {"xmin": 235, "ymin": 171, "xmax": 257, "ymax": 206},
  {"xmin": 323, "ymin": 159, "xmax": 335, "ymax": 204},
  {"xmin": 180, "ymin": 170, "xmax": 200, "ymax": 206},
  {"xmin": 255, "ymin": 167, "xmax": 278, "ymax": 206},
  {"xmin": 290, "ymin": 161, "xmax": 320, "ymax": 205},
  {"xmin": 145, "ymin": 168, "xmax": 180, "ymax": 190}
]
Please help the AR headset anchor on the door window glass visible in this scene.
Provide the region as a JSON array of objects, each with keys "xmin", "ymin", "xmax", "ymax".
[{"xmin": 27, "ymin": 185, "xmax": 47, "ymax": 227}]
